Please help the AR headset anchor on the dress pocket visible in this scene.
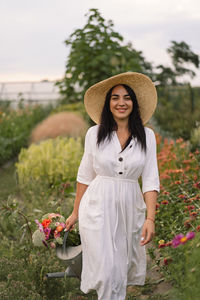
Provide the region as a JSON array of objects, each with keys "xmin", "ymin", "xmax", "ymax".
[
  {"xmin": 132, "ymin": 204, "xmax": 146, "ymax": 235},
  {"xmin": 79, "ymin": 188, "xmax": 104, "ymax": 230}
]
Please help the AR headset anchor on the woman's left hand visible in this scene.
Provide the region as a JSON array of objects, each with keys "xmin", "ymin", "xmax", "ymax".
[{"xmin": 140, "ymin": 219, "xmax": 155, "ymax": 246}]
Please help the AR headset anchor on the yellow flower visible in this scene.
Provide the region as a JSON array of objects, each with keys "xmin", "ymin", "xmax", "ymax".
[
  {"xmin": 158, "ymin": 240, "xmax": 165, "ymax": 245},
  {"xmin": 180, "ymin": 236, "xmax": 188, "ymax": 244}
]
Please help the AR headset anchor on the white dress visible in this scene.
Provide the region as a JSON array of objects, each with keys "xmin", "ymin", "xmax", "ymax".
[{"xmin": 77, "ymin": 125, "xmax": 160, "ymax": 300}]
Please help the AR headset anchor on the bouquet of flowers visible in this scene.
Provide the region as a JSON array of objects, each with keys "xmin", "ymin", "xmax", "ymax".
[{"xmin": 32, "ymin": 212, "xmax": 80, "ymax": 248}]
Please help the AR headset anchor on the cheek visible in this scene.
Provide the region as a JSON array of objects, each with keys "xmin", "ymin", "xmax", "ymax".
[
  {"xmin": 109, "ymin": 100, "xmax": 115, "ymax": 113},
  {"xmin": 129, "ymin": 102, "xmax": 133, "ymax": 112}
]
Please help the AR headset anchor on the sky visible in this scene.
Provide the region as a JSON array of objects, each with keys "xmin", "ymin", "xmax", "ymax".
[{"xmin": 1, "ymin": 0, "xmax": 200, "ymax": 86}]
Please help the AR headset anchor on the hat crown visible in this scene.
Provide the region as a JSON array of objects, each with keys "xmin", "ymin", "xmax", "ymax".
[{"xmin": 84, "ymin": 72, "xmax": 157, "ymax": 124}]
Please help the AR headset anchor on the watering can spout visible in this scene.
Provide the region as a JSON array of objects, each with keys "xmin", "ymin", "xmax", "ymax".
[{"xmin": 46, "ymin": 230, "xmax": 82, "ymax": 280}]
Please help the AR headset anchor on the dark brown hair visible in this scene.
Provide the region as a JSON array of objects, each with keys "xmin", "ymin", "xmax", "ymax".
[{"xmin": 97, "ymin": 84, "xmax": 146, "ymax": 152}]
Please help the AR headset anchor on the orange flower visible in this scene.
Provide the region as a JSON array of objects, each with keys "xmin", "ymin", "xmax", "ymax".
[
  {"xmin": 174, "ymin": 181, "xmax": 181, "ymax": 185},
  {"xmin": 56, "ymin": 225, "xmax": 64, "ymax": 232},
  {"xmin": 178, "ymin": 194, "xmax": 186, "ymax": 199},
  {"xmin": 180, "ymin": 236, "xmax": 188, "ymax": 244},
  {"xmin": 176, "ymin": 138, "xmax": 183, "ymax": 144},
  {"xmin": 162, "ymin": 191, "xmax": 170, "ymax": 195},
  {"xmin": 184, "ymin": 220, "xmax": 191, "ymax": 228},
  {"xmin": 42, "ymin": 218, "xmax": 51, "ymax": 228}
]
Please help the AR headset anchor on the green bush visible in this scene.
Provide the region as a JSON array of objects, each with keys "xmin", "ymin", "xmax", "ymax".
[
  {"xmin": 0, "ymin": 104, "xmax": 53, "ymax": 166},
  {"xmin": 154, "ymin": 85, "xmax": 200, "ymax": 140},
  {"xmin": 15, "ymin": 136, "xmax": 83, "ymax": 192},
  {"xmin": 190, "ymin": 125, "xmax": 200, "ymax": 150}
]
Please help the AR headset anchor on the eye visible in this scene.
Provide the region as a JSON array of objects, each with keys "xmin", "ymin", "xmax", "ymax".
[{"xmin": 111, "ymin": 96, "xmax": 118, "ymax": 100}]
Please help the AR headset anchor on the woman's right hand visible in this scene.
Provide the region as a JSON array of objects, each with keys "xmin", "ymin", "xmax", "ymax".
[{"xmin": 65, "ymin": 211, "xmax": 78, "ymax": 231}]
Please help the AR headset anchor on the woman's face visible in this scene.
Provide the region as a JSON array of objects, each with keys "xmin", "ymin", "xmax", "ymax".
[{"xmin": 109, "ymin": 85, "xmax": 133, "ymax": 122}]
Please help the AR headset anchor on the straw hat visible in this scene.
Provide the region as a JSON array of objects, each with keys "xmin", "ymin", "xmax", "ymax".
[{"xmin": 84, "ymin": 72, "xmax": 157, "ymax": 124}]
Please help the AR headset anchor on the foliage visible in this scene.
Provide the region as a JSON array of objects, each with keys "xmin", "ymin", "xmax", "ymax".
[
  {"xmin": 167, "ymin": 41, "xmax": 199, "ymax": 79},
  {"xmin": 154, "ymin": 85, "xmax": 200, "ymax": 140},
  {"xmin": 56, "ymin": 8, "xmax": 153, "ymax": 103},
  {"xmin": 151, "ymin": 134, "xmax": 200, "ymax": 299},
  {"xmin": 15, "ymin": 136, "xmax": 83, "ymax": 192},
  {"xmin": 0, "ymin": 177, "xmax": 97, "ymax": 299},
  {"xmin": 190, "ymin": 125, "xmax": 200, "ymax": 150},
  {"xmin": 154, "ymin": 40, "xmax": 200, "ymax": 140},
  {"xmin": 155, "ymin": 40, "xmax": 199, "ymax": 86},
  {"xmin": 0, "ymin": 104, "xmax": 53, "ymax": 166}
]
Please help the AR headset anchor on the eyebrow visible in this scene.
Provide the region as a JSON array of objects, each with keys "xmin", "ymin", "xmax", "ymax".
[{"xmin": 111, "ymin": 94, "xmax": 130, "ymax": 97}]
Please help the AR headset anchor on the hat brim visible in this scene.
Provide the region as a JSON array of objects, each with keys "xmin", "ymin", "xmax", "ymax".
[{"xmin": 84, "ymin": 72, "xmax": 157, "ymax": 125}]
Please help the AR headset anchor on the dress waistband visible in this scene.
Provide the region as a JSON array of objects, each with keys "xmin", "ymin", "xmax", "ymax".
[{"xmin": 96, "ymin": 175, "xmax": 138, "ymax": 184}]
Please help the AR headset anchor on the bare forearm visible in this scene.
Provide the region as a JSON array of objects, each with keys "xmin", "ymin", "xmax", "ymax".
[
  {"xmin": 73, "ymin": 182, "xmax": 88, "ymax": 216},
  {"xmin": 143, "ymin": 191, "xmax": 158, "ymax": 221}
]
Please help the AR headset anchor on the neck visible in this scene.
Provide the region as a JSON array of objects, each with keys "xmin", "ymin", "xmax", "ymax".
[{"xmin": 114, "ymin": 118, "xmax": 129, "ymax": 131}]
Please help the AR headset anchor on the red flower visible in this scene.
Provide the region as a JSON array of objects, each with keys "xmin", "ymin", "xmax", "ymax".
[
  {"xmin": 164, "ymin": 258, "xmax": 172, "ymax": 265},
  {"xmin": 193, "ymin": 182, "xmax": 200, "ymax": 189},
  {"xmin": 156, "ymin": 203, "xmax": 160, "ymax": 209},
  {"xmin": 159, "ymin": 243, "xmax": 166, "ymax": 248},
  {"xmin": 178, "ymin": 194, "xmax": 187, "ymax": 199},
  {"xmin": 161, "ymin": 200, "xmax": 169, "ymax": 205},
  {"xmin": 184, "ymin": 220, "xmax": 191, "ymax": 228},
  {"xmin": 165, "ymin": 241, "xmax": 172, "ymax": 247},
  {"xmin": 42, "ymin": 218, "xmax": 51, "ymax": 228},
  {"xmin": 174, "ymin": 181, "xmax": 181, "ymax": 185},
  {"xmin": 196, "ymin": 225, "xmax": 200, "ymax": 232}
]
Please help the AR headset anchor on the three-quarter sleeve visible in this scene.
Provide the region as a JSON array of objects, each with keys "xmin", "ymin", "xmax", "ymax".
[
  {"xmin": 76, "ymin": 127, "xmax": 96, "ymax": 185},
  {"xmin": 142, "ymin": 128, "xmax": 160, "ymax": 194}
]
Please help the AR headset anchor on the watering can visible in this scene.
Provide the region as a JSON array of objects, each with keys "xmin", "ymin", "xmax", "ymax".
[{"xmin": 46, "ymin": 230, "xmax": 82, "ymax": 279}]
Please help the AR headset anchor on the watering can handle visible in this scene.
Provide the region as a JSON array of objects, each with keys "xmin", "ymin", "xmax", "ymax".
[{"xmin": 62, "ymin": 227, "xmax": 72, "ymax": 252}]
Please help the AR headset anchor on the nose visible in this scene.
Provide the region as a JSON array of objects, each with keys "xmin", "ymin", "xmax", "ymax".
[{"xmin": 118, "ymin": 97, "xmax": 125, "ymax": 106}]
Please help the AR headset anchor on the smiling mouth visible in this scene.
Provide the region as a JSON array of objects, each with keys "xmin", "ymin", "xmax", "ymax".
[{"xmin": 117, "ymin": 109, "xmax": 127, "ymax": 112}]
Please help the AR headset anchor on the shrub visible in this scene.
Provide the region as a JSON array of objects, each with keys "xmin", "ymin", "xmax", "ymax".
[
  {"xmin": 30, "ymin": 111, "xmax": 88, "ymax": 144},
  {"xmin": 190, "ymin": 125, "xmax": 200, "ymax": 150},
  {"xmin": 15, "ymin": 136, "xmax": 83, "ymax": 191},
  {"xmin": 0, "ymin": 104, "xmax": 53, "ymax": 166}
]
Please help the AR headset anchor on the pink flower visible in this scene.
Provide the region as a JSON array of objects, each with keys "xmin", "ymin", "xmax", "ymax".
[
  {"xmin": 186, "ymin": 231, "xmax": 195, "ymax": 240},
  {"xmin": 172, "ymin": 234, "xmax": 184, "ymax": 248},
  {"xmin": 48, "ymin": 213, "xmax": 61, "ymax": 219},
  {"xmin": 35, "ymin": 219, "xmax": 44, "ymax": 233},
  {"xmin": 44, "ymin": 227, "xmax": 51, "ymax": 240}
]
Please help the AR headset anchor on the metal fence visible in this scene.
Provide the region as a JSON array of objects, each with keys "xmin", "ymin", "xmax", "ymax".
[{"xmin": 0, "ymin": 80, "xmax": 62, "ymax": 108}]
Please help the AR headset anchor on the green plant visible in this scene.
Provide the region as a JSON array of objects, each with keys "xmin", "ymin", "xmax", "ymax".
[
  {"xmin": 190, "ymin": 125, "xmax": 200, "ymax": 150},
  {"xmin": 0, "ymin": 104, "xmax": 53, "ymax": 165},
  {"xmin": 15, "ymin": 136, "xmax": 83, "ymax": 192},
  {"xmin": 56, "ymin": 8, "xmax": 153, "ymax": 103}
]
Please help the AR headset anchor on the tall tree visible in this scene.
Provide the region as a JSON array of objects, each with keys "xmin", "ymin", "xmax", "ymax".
[
  {"xmin": 56, "ymin": 8, "xmax": 153, "ymax": 103},
  {"xmin": 154, "ymin": 41, "xmax": 200, "ymax": 140},
  {"xmin": 167, "ymin": 41, "xmax": 199, "ymax": 112}
]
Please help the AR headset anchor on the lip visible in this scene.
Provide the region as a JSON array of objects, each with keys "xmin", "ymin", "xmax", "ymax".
[{"xmin": 117, "ymin": 109, "xmax": 127, "ymax": 113}]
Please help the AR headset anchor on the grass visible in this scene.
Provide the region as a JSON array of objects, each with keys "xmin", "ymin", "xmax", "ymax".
[{"xmin": 0, "ymin": 159, "xmax": 19, "ymax": 202}]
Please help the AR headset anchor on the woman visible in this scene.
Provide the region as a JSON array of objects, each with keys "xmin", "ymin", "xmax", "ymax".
[{"xmin": 65, "ymin": 72, "xmax": 160, "ymax": 300}]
